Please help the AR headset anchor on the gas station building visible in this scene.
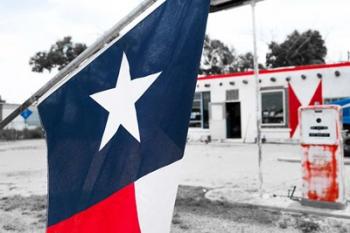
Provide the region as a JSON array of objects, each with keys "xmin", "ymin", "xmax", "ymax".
[{"xmin": 188, "ymin": 62, "xmax": 350, "ymax": 143}]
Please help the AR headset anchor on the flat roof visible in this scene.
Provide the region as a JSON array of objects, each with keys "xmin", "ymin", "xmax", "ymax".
[
  {"xmin": 210, "ymin": 0, "xmax": 264, "ymax": 12},
  {"xmin": 198, "ymin": 62, "xmax": 350, "ymax": 81},
  {"xmin": 210, "ymin": 0, "xmax": 249, "ymax": 12}
]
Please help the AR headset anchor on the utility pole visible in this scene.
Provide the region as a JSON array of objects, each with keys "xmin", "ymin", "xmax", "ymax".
[
  {"xmin": 251, "ymin": 0, "xmax": 263, "ymax": 197},
  {"xmin": 347, "ymin": 51, "xmax": 350, "ymax": 61}
]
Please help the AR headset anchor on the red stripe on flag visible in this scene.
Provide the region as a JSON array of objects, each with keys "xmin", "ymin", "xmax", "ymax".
[{"xmin": 47, "ymin": 183, "xmax": 141, "ymax": 233}]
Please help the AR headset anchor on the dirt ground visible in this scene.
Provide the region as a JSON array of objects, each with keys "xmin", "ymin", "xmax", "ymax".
[
  {"xmin": 2, "ymin": 139, "xmax": 350, "ymax": 232},
  {"xmin": 1, "ymin": 186, "xmax": 350, "ymax": 233},
  {"xmin": 173, "ymin": 186, "xmax": 350, "ymax": 233}
]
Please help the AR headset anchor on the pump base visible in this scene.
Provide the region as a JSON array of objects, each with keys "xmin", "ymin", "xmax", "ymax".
[{"xmin": 301, "ymin": 198, "xmax": 347, "ymax": 210}]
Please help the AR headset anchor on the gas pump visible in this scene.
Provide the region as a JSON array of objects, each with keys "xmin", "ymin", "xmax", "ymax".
[{"xmin": 299, "ymin": 105, "xmax": 346, "ymax": 209}]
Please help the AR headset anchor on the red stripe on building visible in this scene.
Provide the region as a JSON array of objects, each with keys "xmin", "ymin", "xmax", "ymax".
[
  {"xmin": 309, "ymin": 80, "xmax": 323, "ymax": 106},
  {"xmin": 198, "ymin": 62, "xmax": 350, "ymax": 81},
  {"xmin": 288, "ymin": 80, "xmax": 323, "ymax": 138},
  {"xmin": 47, "ymin": 183, "xmax": 141, "ymax": 233},
  {"xmin": 288, "ymin": 84, "xmax": 302, "ymax": 138}
]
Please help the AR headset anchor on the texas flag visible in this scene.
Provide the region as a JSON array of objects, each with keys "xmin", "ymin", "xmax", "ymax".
[{"xmin": 38, "ymin": 0, "xmax": 210, "ymax": 232}]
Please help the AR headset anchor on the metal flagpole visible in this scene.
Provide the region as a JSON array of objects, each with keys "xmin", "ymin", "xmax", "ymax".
[
  {"xmin": 250, "ymin": 0, "xmax": 263, "ymax": 197},
  {"xmin": 0, "ymin": 0, "xmax": 160, "ymax": 130}
]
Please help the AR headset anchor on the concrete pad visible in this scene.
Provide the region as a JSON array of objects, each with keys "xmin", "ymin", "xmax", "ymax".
[
  {"xmin": 3, "ymin": 139, "xmax": 350, "ymax": 221},
  {"xmin": 277, "ymin": 157, "xmax": 300, "ymax": 163},
  {"xmin": 205, "ymin": 187, "xmax": 350, "ymax": 220},
  {"xmin": 278, "ymin": 156, "xmax": 350, "ymax": 165}
]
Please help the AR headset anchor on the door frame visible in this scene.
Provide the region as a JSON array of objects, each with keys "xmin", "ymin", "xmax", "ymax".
[{"xmin": 225, "ymin": 101, "xmax": 242, "ymax": 139}]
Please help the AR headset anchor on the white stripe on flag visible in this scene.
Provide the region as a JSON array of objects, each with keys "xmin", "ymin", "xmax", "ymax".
[{"xmin": 135, "ymin": 160, "xmax": 182, "ymax": 233}]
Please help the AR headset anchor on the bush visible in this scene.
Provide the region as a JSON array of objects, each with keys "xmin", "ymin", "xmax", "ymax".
[{"xmin": 0, "ymin": 127, "xmax": 45, "ymax": 141}]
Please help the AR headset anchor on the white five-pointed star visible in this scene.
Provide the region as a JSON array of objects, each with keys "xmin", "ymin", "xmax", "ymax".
[{"xmin": 90, "ymin": 53, "xmax": 161, "ymax": 151}]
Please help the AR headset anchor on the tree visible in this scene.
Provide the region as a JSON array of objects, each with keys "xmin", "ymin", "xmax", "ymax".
[
  {"xmin": 237, "ymin": 52, "xmax": 265, "ymax": 72},
  {"xmin": 29, "ymin": 36, "xmax": 87, "ymax": 73},
  {"xmin": 199, "ymin": 35, "xmax": 238, "ymax": 75},
  {"xmin": 266, "ymin": 30, "xmax": 327, "ymax": 68},
  {"xmin": 199, "ymin": 36, "xmax": 265, "ymax": 75}
]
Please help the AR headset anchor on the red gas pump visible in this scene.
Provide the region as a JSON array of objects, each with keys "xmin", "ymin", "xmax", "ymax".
[{"xmin": 299, "ymin": 105, "xmax": 346, "ymax": 209}]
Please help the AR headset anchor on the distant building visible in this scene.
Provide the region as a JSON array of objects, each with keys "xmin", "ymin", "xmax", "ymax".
[
  {"xmin": 0, "ymin": 96, "xmax": 5, "ymax": 121},
  {"xmin": 188, "ymin": 62, "xmax": 350, "ymax": 143},
  {"xmin": 0, "ymin": 100, "xmax": 41, "ymax": 130}
]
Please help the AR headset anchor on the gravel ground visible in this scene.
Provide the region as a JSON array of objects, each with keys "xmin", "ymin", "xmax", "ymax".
[
  {"xmin": 181, "ymin": 142, "xmax": 350, "ymax": 199},
  {"xmin": 180, "ymin": 142, "xmax": 303, "ymax": 197},
  {"xmin": 0, "ymin": 140, "xmax": 305, "ymax": 198},
  {"xmin": 1, "ymin": 186, "xmax": 350, "ymax": 233},
  {"xmin": 1, "ymin": 139, "xmax": 350, "ymax": 232},
  {"xmin": 172, "ymin": 186, "xmax": 350, "ymax": 233}
]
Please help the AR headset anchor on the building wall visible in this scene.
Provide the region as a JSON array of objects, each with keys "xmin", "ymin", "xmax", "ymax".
[{"xmin": 189, "ymin": 62, "xmax": 350, "ymax": 143}]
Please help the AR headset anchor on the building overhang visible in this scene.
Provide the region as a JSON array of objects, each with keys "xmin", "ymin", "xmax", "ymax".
[{"xmin": 210, "ymin": 0, "xmax": 263, "ymax": 12}]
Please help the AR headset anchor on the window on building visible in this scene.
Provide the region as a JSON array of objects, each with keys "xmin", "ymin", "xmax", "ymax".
[
  {"xmin": 261, "ymin": 89, "xmax": 286, "ymax": 126},
  {"xmin": 226, "ymin": 89, "xmax": 239, "ymax": 101},
  {"xmin": 189, "ymin": 92, "xmax": 211, "ymax": 129}
]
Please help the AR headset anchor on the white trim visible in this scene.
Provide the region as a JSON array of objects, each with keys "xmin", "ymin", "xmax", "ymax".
[
  {"xmin": 225, "ymin": 100, "xmax": 240, "ymax": 103},
  {"xmin": 260, "ymin": 89, "xmax": 287, "ymax": 127},
  {"xmin": 261, "ymin": 128, "xmax": 291, "ymax": 132},
  {"xmin": 36, "ymin": 0, "xmax": 166, "ymax": 105},
  {"xmin": 343, "ymin": 103, "xmax": 350, "ymax": 109}
]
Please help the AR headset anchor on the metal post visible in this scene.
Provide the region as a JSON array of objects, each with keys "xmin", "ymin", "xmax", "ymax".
[
  {"xmin": 251, "ymin": 0, "xmax": 263, "ymax": 197},
  {"xmin": 0, "ymin": 0, "xmax": 160, "ymax": 130}
]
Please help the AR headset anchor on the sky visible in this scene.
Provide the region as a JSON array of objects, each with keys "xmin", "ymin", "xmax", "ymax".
[{"xmin": 0, "ymin": 0, "xmax": 349, "ymax": 103}]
